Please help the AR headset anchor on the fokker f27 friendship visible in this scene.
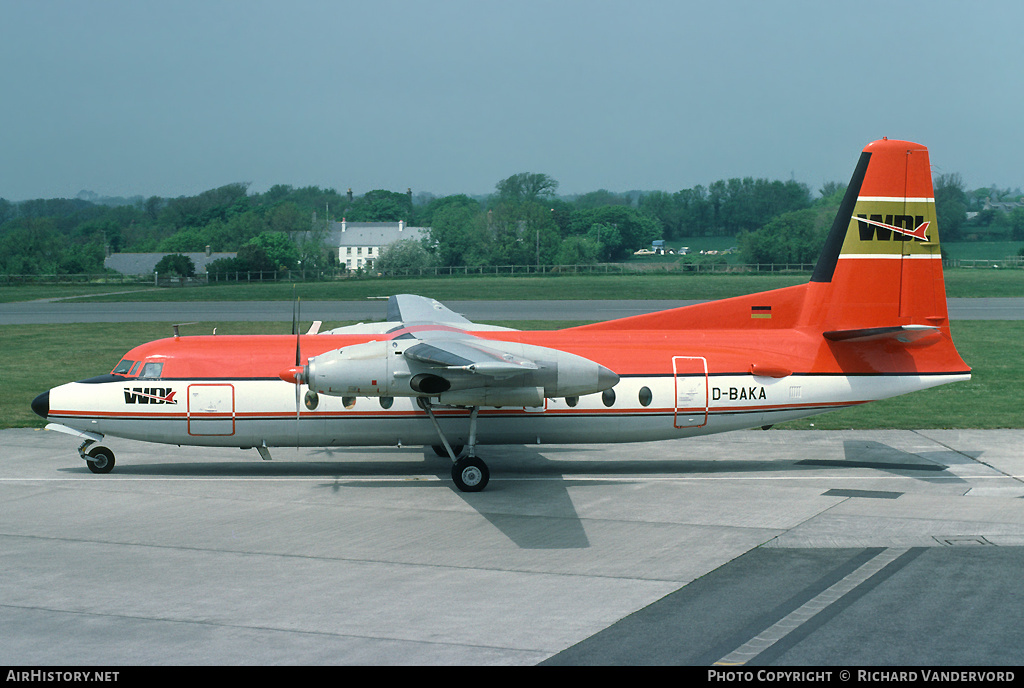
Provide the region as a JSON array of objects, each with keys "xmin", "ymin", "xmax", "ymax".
[{"xmin": 32, "ymin": 139, "xmax": 971, "ymax": 491}]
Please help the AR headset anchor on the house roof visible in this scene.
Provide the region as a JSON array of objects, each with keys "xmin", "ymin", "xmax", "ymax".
[
  {"xmin": 326, "ymin": 221, "xmax": 429, "ymax": 247},
  {"xmin": 104, "ymin": 252, "xmax": 237, "ymax": 275}
]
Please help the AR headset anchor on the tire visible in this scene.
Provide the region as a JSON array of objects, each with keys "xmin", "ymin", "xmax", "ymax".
[
  {"xmin": 87, "ymin": 446, "xmax": 115, "ymax": 474},
  {"xmin": 451, "ymin": 456, "xmax": 489, "ymax": 492}
]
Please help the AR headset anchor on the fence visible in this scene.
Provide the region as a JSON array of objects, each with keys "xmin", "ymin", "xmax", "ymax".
[{"xmin": 2, "ymin": 257, "xmax": 1020, "ymax": 287}]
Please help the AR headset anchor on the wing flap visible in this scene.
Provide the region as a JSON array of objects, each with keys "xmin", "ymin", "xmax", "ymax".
[{"xmin": 404, "ymin": 340, "xmax": 540, "ymax": 377}]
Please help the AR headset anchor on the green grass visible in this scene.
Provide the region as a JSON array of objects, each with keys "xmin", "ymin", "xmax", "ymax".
[
  {"xmin": 3, "ymin": 267, "xmax": 1022, "ymax": 303},
  {"xmin": 776, "ymin": 321, "xmax": 1020, "ymax": 430},
  {"xmin": 943, "ymin": 240, "xmax": 1023, "ymax": 261},
  {"xmin": 2, "ymin": 320, "xmax": 1017, "ymax": 431}
]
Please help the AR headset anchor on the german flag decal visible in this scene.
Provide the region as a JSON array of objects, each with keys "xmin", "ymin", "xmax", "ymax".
[{"xmin": 751, "ymin": 306, "xmax": 772, "ymax": 319}]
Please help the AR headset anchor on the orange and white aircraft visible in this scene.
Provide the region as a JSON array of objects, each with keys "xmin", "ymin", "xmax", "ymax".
[{"xmin": 32, "ymin": 139, "xmax": 971, "ymax": 491}]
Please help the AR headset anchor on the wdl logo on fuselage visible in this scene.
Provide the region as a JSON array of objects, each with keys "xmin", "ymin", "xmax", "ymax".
[{"xmin": 123, "ymin": 388, "xmax": 177, "ymax": 404}]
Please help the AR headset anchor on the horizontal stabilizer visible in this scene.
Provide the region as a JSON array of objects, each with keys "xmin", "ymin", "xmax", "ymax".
[{"xmin": 823, "ymin": 325, "xmax": 940, "ymax": 343}]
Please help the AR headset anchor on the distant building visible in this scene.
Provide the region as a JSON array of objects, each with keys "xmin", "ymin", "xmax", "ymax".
[
  {"xmin": 104, "ymin": 246, "xmax": 236, "ymax": 275},
  {"xmin": 983, "ymin": 194, "xmax": 1024, "ymax": 213},
  {"xmin": 327, "ymin": 220, "xmax": 429, "ymax": 271}
]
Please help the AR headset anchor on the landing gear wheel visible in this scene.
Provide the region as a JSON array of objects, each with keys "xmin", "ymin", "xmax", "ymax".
[
  {"xmin": 451, "ymin": 456, "xmax": 489, "ymax": 492},
  {"xmin": 86, "ymin": 446, "xmax": 115, "ymax": 474}
]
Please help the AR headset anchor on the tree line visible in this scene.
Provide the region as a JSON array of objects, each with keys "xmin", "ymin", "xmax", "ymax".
[{"xmin": 1, "ymin": 169, "xmax": 1018, "ymax": 277}]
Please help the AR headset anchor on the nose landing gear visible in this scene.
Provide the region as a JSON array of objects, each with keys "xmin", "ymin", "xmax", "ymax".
[{"xmin": 85, "ymin": 446, "xmax": 116, "ymax": 474}]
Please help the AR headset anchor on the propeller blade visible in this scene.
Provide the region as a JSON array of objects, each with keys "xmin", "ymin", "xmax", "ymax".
[{"xmin": 295, "ymin": 298, "xmax": 302, "ymax": 366}]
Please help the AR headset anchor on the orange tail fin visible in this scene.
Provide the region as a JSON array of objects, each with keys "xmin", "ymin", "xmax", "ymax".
[{"xmin": 804, "ymin": 138, "xmax": 948, "ymax": 332}]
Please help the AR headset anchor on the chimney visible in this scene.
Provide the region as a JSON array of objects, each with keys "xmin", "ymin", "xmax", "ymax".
[
  {"xmin": 347, "ymin": 188, "xmax": 353, "ymax": 202},
  {"xmin": 205, "ymin": 245, "xmax": 212, "ymax": 257},
  {"xmin": 399, "ymin": 220, "xmax": 404, "ymax": 232},
  {"xmin": 341, "ymin": 218, "xmax": 346, "ymax": 232}
]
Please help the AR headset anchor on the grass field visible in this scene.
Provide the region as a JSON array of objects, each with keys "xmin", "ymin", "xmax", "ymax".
[
  {"xmin": 2, "ymin": 267, "xmax": 1023, "ymax": 303},
  {"xmin": 1, "ymin": 320, "xmax": 1018, "ymax": 431}
]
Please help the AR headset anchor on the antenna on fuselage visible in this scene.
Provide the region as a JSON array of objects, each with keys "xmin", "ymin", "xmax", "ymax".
[{"xmin": 172, "ymin": 322, "xmax": 197, "ymax": 339}]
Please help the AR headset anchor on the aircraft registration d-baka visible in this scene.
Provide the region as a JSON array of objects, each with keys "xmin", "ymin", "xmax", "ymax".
[{"xmin": 33, "ymin": 139, "xmax": 971, "ymax": 491}]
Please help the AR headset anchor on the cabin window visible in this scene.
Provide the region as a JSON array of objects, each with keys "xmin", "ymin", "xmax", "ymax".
[
  {"xmin": 343, "ymin": 396, "xmax": 356, "ymax": 409},
  {"xmin": 639, "ymin": 387, "xmax": 653, "ymax": 407},
  {"xmin": 565, "ymin": 396, "xmax": 578, "ymax": 407},
  {"xmin": 304, "ymin": 391, "xmax": 319, "ymax": 410},
  {"xmin": 379, "ymin": 397, "xmax": 394, "ymax": 409},
  {"xmin": 602, "ymin": 388, "xmax": 616, "ymax": 407},
  {"xmin": 138, "ymin": 362, "xmax": 164, "ymax": 379},
  {"xmin": 112, "ymin": 359, "xmax": 135, "ymax": 375}
]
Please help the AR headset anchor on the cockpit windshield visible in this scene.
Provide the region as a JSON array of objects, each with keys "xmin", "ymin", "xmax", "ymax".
[
  {"xmin": 112, "ymin": 359, "xmax": 135, "ymax": 375},
  {"xmin": 111, "ymin": 359, "xmax": 162, "ymax": 378},
  {"xmin": 138, "ymin": 362, "xmax": 164, "ymax": 379}
]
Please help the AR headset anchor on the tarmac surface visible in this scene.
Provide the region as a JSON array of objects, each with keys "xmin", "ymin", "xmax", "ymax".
[{"xmin": 3, "ymin": 427, "xmax": 1023, "ymax": 666}]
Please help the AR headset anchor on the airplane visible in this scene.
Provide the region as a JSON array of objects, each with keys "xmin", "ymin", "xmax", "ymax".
[{"xmin": 31, "ymin": 139, "xmax": 971, "ymax": 491}]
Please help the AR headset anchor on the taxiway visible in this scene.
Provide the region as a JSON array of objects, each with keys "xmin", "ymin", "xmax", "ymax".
[{"xmin": 2, "ymin": 427, "xmax": 1023, "ymax": 665}]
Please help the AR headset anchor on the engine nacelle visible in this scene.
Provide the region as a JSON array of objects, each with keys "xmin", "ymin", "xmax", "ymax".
[
  {"xmin": 290, "ymin": 337, "xmax": 619, "ymax": 405},
  {"xmin": 304, "ymin": 341, "xmax": 395, "ymax": 396}
]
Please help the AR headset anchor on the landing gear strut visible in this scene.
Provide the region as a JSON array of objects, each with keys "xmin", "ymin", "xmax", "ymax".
[
  {"xmin": 418, "ymin": 398, "xmax": 489, "ymax": 492},
  {"xmin": 77, "ymin": 438, "xmax": 115, "ymax": 474}
]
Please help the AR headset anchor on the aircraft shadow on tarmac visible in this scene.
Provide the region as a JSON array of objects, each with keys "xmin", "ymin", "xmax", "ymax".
[{"xmin": 54, "ymin": 438, "xmax": 974, "ymax": 550}]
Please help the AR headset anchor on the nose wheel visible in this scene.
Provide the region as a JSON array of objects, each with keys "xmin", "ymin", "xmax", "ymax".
[{"xmin": 85, "ymin": 446, "xmax": 116, "ymax": 474}]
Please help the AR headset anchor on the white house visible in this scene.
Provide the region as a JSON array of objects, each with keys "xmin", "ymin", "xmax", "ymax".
[{"xmin": 327, "ymin": 220, "xmax": 429, "ymax": 271}]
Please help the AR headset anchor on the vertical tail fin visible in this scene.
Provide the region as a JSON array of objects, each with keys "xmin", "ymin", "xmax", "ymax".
[{"xmin": 805, "ymin": 139, "xmax": 948, "ymax": 332}]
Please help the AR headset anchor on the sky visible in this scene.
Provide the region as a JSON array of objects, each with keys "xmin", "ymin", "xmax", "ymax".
[{"xmin": 1, "ymin": 0, "xmax": 1022, "ymax": 202}]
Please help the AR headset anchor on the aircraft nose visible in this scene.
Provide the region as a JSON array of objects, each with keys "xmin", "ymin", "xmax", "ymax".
[{"xmin": 31, "ymin": 390, "xmax": 50, "ymax": 419}]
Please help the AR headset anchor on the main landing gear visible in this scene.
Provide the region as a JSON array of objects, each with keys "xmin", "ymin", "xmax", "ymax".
[{"xmin": 419, "ymin": 398, "xmax": 489, "ymax": 492}]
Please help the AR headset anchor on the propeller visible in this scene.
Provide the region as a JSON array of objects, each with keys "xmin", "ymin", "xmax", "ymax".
[{"xmin": 277, "ymin": 293, "xmax": 306, "ymax": 448}]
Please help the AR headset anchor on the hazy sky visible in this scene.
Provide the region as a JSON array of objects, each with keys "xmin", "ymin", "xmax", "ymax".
[{"xmin": 2, "ymin": 0, "xmax": 1022, "ymax": 202}]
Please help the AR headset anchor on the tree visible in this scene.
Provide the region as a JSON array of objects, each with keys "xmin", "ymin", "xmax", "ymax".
[
  {"xmin": 1009, "ymin": 207, "xmax": 1024, "ymax": 240},
  {"xmin": 345, "ymin": 189, "xmax": 412, "ymax": 222},
  {"xmin": 428, "ymin": 199, "xmax": 490, "ymax": 267},
  {"xmin": 374, "ymin": 238, "xmax": 438, "ymax": 274},
  {"xmin": 554, "ymin": 235, "xmax": 601, "ymax": 265},
  {"xmin": 494, "ymin": 173, "xmax": 558, "ymax": 204},
  {"xmin": 153, "ymin": 254, "xmax": 196, "ymax": 277},
  {"xmin": 639, "ymin": 191, "xmax": 684, "ymax": 239},
  {"xmin": 235, "ymin": 244, "xmax": 275, "ymax": 273},
  {"xmin": 934, "ymin": 173, "xmax": 967, "ymax": 240},
  {"xmin": 565, "ymin": 206, "xmax": 662, "ymax": 260},
  {"xmin": 737, "ymin": 201, "xmax": 837, "ymax": 265},
  {"xmin": 247, "ymin": 231, "xmax": 298, "ymax": 269},
  {"xmin": 487, "ymin": 200, "xmax": 560, "ymax": 265}
]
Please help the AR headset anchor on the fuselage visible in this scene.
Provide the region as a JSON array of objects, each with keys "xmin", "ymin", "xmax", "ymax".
[{"xmin": 40, "ymin": 321, "xmax": 969, "ymax": 451}]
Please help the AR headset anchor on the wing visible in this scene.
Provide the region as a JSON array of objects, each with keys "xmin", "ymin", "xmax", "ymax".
[
  {"xmin": 320, "ymin": 294, "xmax": 516, "ymax": 335},
  {"xmin": 403, "ymin": 340, "xmax": 540, "ymax": 379},
  {"xmin": 299, "ymin": 294, "xmax": 618, "ymax": 405},
  {"xmin": 386, "ymin": 294, "xmax": 474, "ymax": 326}
]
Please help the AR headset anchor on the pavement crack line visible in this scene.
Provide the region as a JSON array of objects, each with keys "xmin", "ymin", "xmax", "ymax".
[
  {"xmin": 912, "ymin": 430, "xmax": 1024, "ymax": 487},
  {"xmin": 712, "ymin": 547, "xmax": 910, "ymax": 666}
]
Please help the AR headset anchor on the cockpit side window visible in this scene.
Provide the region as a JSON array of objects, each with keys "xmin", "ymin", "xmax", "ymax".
[
  {"xmin": 138, "ymin": 362, "xmax": 164, "ymax": 379},
  {"xmin": 112, "ymin": 359, "xmax": 135, "ymax": 375}
]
